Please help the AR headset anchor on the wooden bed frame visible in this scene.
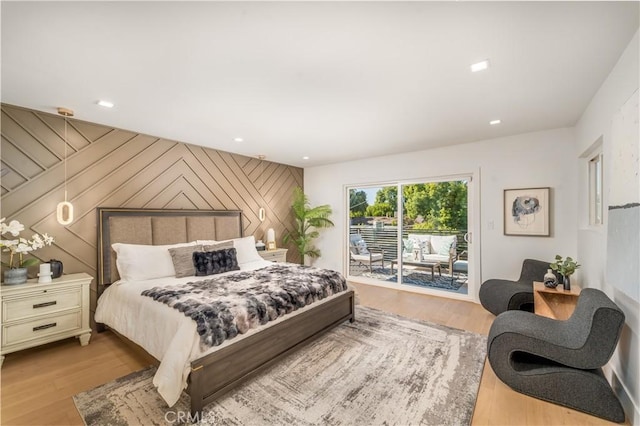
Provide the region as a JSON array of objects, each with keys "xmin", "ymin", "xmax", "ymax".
[{"xmin": 96, "ymin": 207, "xmax": 355, "ymax": 420}]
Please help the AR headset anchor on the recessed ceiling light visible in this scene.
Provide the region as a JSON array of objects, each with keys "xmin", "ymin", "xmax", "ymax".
[
  {"xmin": 302, "ymin": 156, "xmax": 309, "ymax": 160},
  {"xmin": 97, "ymin": 100, "xmax": 114, "ymax": 108},
  {"xmin": 489, "ymin": 119, "xmax": 501, "ymax": 125},
  {"xmin": 234, "ymin": 137, "xmax": 244, "ymax": 143},
  {"xmin": 470, "ymin": 60, "xmax": 490, "ymax": 73}
]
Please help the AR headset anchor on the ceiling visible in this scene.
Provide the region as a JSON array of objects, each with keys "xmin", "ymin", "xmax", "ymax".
[{"xmin": 2, "ymin": 2, "xmax": 638, "ymax": 168}]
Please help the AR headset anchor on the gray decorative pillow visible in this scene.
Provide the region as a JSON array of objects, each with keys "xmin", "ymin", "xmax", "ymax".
[
  {"xmin": 202, "ymin": 241, "xmax": 234, "ymax": 252},
  {"xmin": 169, "ymin": 244, "xmax": 203, "ymax": 278},
  {"xmin": 193, "ymin": 248, "xmax": 240, "ymax": 276}
]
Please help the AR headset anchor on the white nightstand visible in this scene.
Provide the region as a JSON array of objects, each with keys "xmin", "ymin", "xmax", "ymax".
[
  {"xmin": 258, "ymin": 248, "xmax": 288, "ymax": 263},
  {"xmin": 0, "ymin": 273, "xmax": 93, "ymax": 367}
]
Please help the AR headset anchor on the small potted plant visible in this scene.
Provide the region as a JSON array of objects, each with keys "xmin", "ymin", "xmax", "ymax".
[
  {"xmin": 549, "ymin": 255, "xmax": 580, "ymax": 291},
  {"xmin": 1, "ymin": 218, "xmax": 54, "ymax": 284}
]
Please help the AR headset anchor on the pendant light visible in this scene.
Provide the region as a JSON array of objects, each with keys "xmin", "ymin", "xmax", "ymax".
[
  {"xmin": 257, "ymin": 155, "xmax": 266, "ymax": 222},
  {"xmin": 56, "ymin": 107, "xmax": 74, "ymax": 225}
]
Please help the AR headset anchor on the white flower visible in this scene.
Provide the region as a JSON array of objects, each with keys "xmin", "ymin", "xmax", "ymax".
[
  {"xmin": 15, "ymin": 242, "xmax": 31, "ymax": 253},
  {"xmin": 0, "ymin": 219, "xmax": 55, "ymax": 268},
  {"xmin": 1, "ymin": 219, "xmax": 24, "ymax": 237},
  {"xmin": 30, "ymin": 235, "xmax": 44, "ymax": 250},
  {"xmin": 1, "ymin": 239, "xmax": 18, "ymax": 251}
]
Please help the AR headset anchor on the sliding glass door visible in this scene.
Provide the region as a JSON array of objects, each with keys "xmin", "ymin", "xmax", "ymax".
[
  {"xmin": 399, "ymin": 179, "xmax": 469, "ymax": 295},
  {"xmin": 347, "ymin": 177, "xmax": 471, "ymax": 297},
  {"xmin": 348, "ymin": 186, "xmax": 398, "ymax": 283}
]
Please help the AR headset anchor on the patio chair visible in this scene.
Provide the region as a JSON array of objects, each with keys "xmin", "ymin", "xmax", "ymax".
[
  {"xmin": 349, "ymin": 234, "xmax": 384, "ymax": 272},
  {"xmin": 451, "ymin": 250, "xmax": 468, "ymax": 284}
]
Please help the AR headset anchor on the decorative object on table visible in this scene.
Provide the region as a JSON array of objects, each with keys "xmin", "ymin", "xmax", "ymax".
[
  {"xmin": 549, "ymin": 254, "xmax": 580, "ymax": 291},
  {"xmin": 3, "ymin": 268, "xmax": 28, "ymax": 285},
  {"xmin": 56, "ymin": 107, "xmax": 75, "ymax": 225},
  {"xmin": 1, "ymin": 218, "xmax": 55, "ymax": 285},
  {"xmin": 74, "ymin": 306, "xmax": 487, "ymax": 426},
  {"xmin": 504, "ymin": 187, "xmax": 550, "ymax": 236},
  {"xmin": 543, "ymin": 268, "xmax": 558, "ymax": 288},
  {"xmin": 283, "ymin": 187, "xmax": 334, "ymax": 264},
  {"xmin": 255, "ymin": 240, "xmax": 265, "ymax": 251},
  {"xmin": 38, "ymin": 263, "xmax": 53, "ymax": 283},
  {"xmin": 49, "ymin": 259, "xmax": 63, "ymax": 278},
  {"xmin": 411, "ymin": 238, "xmax": 428, "ymax": 262},
  {"xmin": 266, "ymin": 228, "xmax": 276, "ymax": 250}
]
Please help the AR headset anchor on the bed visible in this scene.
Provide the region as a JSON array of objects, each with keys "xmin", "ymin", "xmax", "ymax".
[{"xmin": 95, "ymin": 207, "xmax": 355, "ymax": 420}]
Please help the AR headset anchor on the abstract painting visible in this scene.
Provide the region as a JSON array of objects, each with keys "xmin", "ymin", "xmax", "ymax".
[{"xmin": 504, "ymin": 187, "xmax": 550, "ymax": 236}]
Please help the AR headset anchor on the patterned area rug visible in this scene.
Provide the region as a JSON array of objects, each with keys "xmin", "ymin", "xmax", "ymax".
[
  {"xmin": 357, "ymin": 266, "xmax": 468, "ymax": 291},
  {"xmin": 74, "ymin": 307, "xmax": 486, "ymax": 426}
]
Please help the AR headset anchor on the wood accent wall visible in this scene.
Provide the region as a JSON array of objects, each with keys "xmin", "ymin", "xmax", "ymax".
[{"xmin": 0, "ymin": 104, "xmax": 303, "ymax": 318}]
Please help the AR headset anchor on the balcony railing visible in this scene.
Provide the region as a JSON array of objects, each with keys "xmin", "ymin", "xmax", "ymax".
[{"xmin": 349, "ymin": 225, "xmax": 467, "ymax": 261}]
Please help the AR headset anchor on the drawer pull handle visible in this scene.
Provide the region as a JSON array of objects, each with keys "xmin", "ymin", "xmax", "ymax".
[
  {"xmin": 33, "ymin": 301, "xmax": 57, "ymax": 309},
  {"xmin": 33, "ymin": 322, "xmax": 57, "ymax": 331}
]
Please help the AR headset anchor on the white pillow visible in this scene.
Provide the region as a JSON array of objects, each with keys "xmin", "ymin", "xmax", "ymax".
[
  {"xmin": 196, "ymin": 239, "xmax": 218, "ymax": 245},
  {"xmin": 232, "ymin": 236, "xmax": 263, "ymax": 264},
  {"xmin": 112, "ymin": 242, "xmax": 197, "ymax": 282},
  {"xmin": 430, "ymin": 235, "xmax": 456, "ymax": 256}
]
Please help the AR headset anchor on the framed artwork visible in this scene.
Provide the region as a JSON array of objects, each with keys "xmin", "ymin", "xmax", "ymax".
[{"xmin": 504, "ymin": 187, "xmax": 550, "ymax": 236}]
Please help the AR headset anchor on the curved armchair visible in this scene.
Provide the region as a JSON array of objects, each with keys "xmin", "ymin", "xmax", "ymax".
[
  {"xmin": 487, "ymin": 288, "xmax": 626, "ymax": 422},
  {"xmin": 479, "ymin": 259, "xmax": 550, "ymax": 315}
]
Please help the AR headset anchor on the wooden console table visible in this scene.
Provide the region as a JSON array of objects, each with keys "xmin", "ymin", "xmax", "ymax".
[{"xmin": 533, "ymin": 281, "xmax": 581, "ymax": 320}]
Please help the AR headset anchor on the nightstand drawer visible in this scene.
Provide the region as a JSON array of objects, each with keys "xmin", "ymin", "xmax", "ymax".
[
  {"xmin": 3, "ymin": 287, "xmax": 81, "ymax": 322},
  {"xmin": 2, "ymin": 310, "xmax": 82, "ymax": 346},
  {"xmin": 258, "ymin": 248, "xmax": 288, "ymax": 263}
]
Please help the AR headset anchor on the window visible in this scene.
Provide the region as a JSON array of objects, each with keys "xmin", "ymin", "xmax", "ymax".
[{"xmin": 589, "ymin": 152, "xmax": 603, "ymax": 226}]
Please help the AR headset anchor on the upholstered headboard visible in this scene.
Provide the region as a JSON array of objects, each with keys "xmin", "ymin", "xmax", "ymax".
[{"xmin": 97, "ymin": 208, "xmax": 243, "ymax": 286}]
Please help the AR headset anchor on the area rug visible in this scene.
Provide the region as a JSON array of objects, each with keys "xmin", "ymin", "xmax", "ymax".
[
  {"xmin": 74, "ymin": 306, "xmax": 486, "ymax": 426},
  {"xmin": 359, "ymin": 267, "xmax": 467, "ymax": 291}
]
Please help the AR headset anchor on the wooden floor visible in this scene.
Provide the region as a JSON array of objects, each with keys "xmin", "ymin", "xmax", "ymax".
[{"xmin": 0, "ymin": 282, "xmax": 624, "ymax": 426}]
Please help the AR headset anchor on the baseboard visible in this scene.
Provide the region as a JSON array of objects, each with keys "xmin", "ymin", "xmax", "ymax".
[{"xmin": 604, "ymin": 364, "xmax": 639, "ymax": 425}]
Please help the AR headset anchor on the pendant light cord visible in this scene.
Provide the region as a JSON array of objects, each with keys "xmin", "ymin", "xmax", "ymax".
[{"xmin": 64, "ymin": 115, "xmax": 68, "ymax": 202}]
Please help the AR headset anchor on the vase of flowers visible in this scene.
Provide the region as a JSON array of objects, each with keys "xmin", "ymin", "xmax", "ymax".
[
  {"xmin": 549, "ymin": 255, "xmax": 580, "ymax": 291},
  {"xmin": 1, "ymin": 218, "xmax": 54, "ymax": 285}
]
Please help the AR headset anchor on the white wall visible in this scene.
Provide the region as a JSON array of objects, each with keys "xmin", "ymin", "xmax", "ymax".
[
  {"xmin": 575, "ymin": 30, "xmax": 639, "ymax": 423},
  {"xmin": 305, "ymin": 126, "xmax": 578, "ymax": 302}
]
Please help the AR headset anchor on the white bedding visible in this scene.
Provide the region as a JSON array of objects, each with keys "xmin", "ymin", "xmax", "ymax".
[{"xmin": 94, "ymin": 260, "xmax": 345, "ymax": 406}]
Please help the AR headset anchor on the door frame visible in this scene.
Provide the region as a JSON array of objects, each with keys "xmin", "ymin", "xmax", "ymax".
[{"xmin": 345, "ymin": 170, "xmax": 481, "ymax": 303}]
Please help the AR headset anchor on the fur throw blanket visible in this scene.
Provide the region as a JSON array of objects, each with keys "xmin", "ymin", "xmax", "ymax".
[{"xmin": 141, "ymin": 264, "xmax": 348, "ymax": 349}]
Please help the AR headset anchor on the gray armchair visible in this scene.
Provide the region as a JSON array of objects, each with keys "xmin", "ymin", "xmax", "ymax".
[
  {"xmin": 479, "ymin": 259, "xmax": 550, "ymax": 315},
  {"xmin": 487, "ymin": 288, "xmax": 626, "ymax": 422}
]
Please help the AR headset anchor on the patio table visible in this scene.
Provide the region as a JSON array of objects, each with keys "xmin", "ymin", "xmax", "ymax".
[{"xmin": 390, "ymin": 258, "xmax": 442, "ymax": 280}]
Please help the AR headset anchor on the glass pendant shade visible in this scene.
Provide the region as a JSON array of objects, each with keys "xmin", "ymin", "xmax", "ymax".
[{"xmin": 56, "ymin": 200, "xmax": 74, "ymax": 225}]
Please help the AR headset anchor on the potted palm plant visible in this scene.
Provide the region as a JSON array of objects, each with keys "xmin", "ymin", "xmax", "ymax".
[{"xmin": 283, "ymin": 187, "xmax": 334, "ymax": 265}]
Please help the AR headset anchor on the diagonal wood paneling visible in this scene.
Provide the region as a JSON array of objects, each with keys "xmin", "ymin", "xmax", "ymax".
[{"xmin": 0, "ymin": 103, "xmax": 304, "ymax": 321}]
